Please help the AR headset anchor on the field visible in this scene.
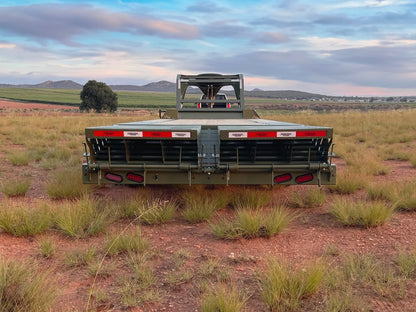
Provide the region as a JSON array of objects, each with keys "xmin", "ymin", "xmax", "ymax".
[
  {"xmin": 1, "ymin": 87, "xmax": 415, "ymax": 111},
  {"xmin": 0, "ymin": 100, "xmax": 416, "ymax": 311}
]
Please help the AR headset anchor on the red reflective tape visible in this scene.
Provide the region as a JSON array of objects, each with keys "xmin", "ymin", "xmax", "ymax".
[
  {"xmin": 142, "ymin": 131, "xmax": 172, "ymax": 138},
  {"xmin": 247, "ymin": 131, "xmax": 276, "ymax": 138},
  {"xmin": 296, "ymin": 130, "xmax": 326, "ymax": 137},
  {"xmin": 94, "ymin": 130, "xmax": 124, "ymax": 137}
]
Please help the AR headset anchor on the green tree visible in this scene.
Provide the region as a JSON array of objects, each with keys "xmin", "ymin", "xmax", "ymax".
[{"xmin": 80, "ymin": 80, "xmax": 118, "ymax": 112}]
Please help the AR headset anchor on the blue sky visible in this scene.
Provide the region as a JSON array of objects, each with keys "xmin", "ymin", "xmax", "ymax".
[{"xmin": 0, "ymin": 0, "xmax": 415, "ymax": 96}]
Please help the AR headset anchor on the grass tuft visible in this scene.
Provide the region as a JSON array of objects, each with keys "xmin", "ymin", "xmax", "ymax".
[
  {"xmin": 210, "ymin": 206, "xmax": 291, "ymax": 240},
  {"xmin": 258, "ymin": 259, "xmax": 324, "ymax": 311},
  {"xmin": 55, "ymin": 196, "xmax": 112, "ymax": 238},
  {"xmin": 104, "ymin": 228, "xmax": 149, "ymax": 256},
  {"xmin": 230, "ymin": 187, "xmax": 272, "ymax": 209},
  {"xmin": 330, "ymin": 198, "xmax": 394, "ymax": 228},
  {"xmin": 200, "ymin": 283, "xmax": 248, "ymax": 312},
  {"xmin": 45, "ymin": 166, "xmax": 90, "ymax": 199},
  {"xmin": 39, "ymin": 238, "xmax": 57, "ymax": 258},
  {"xmin": 290, "ymin": 188, "xmax": 327, "ymax": 208},
  {"xmin": 181, "ymin": 190, "xmax": 227, "ymax": 223},
  {"xmin": 0, "ymin": 257, "xmax": 58, "ymax": 312},
  {"xmin": 0, "ymin": 201, "xmax": 53, "ymax": 236},
  {"xmin": 1, "ymin": 177, "xmax": 31, "ymax": 197}
]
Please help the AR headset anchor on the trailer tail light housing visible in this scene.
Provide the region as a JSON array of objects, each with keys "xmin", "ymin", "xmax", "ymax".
[
  {"xmin": 126, "ymin": 173, "xmax": 144, "ymax": 183},
  {"xmin": 105, "ymin": 173, "xmax": 123, "ymax": 183},
  {"xmin": 274, "ymin": 173, "xmax": 292, "ymax": 184},
  {"xmin": 295, "ymin": 174, "xmax": 314, "ymax": 184}
]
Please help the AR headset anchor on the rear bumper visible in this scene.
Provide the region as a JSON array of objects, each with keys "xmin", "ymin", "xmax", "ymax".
[{"xmin": 82, "ymin": 162, "xmax": 336, "ymax": 186}]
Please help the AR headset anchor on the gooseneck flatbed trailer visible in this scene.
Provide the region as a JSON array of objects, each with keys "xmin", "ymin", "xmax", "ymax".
[{"xmin": 82, "ymin": 74, "xmax": 336, "ymax": 186}]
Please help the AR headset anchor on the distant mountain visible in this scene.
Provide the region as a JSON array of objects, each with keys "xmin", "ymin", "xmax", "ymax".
[
  {"xmin": 0, "ymin": 80, "xmax": 83, "ymax": 89},
  {"xmin": 110, "ymin": 80, "xmax": 176, "ymax": 92},
  {"xmin": 0, "ymin": 79, "xmax": 328, "ymax": 99},
  {"xmin": 245, "ymin": 90, "xmax": 326, "ymax": 99}
]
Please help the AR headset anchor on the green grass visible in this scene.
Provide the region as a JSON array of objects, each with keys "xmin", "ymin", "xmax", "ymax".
[
  {"xmin": 0, "ymin": 177, "xmax": 31, "ymax": 197},
  {"xmin": 39, "ymin": 238, "xmax": 57, "ymax": 258},
  {"xmin": 330, "ymin": 199, "xmax": 394, "ymax": 228},
  {"xmin": 395, "ymin": 249, "xmax": 416, "ymax": 278},
  {"xmin": 0, "ymin": 87, "xmax": 177, "ymax": 108},
  {"xmin": 181, "ymin": 190, "xmax": 227, "ymax": 223},
  {"xmin": 210, "ymin": 206, "xmax": 292, "ymax": 240},
  {"xmin": 0, "ymin": 257, "xmax": 58, "ymax": 312},
  {"xmin": 0, "ymin": 201, "xmax": 53, "ymax": 236},
  {"xmin": 103, "ymin": 228, "xmax": 149, "ymax": 256},
  {"xmin": 230, "ymin": 187, "xmax": 272, "ymax": 209},
  {"xmin": 55, "ymin": 196, "xmax": 113, "ymax": 238},
  {"xmin": 200, "ymin": 283, "xmax": 248, "ymax": 312},
  {"xmin": 343, "ymin": 254, "xmax": 405, "ymax": 300},
  {"xmin": 290, "ymin": 188, "xmax": 327, "ymax": 208},
  {"xmin": 258, "ymin": 259, "xmax": 324, "ymax": 312},
  {"xmin": 65, "ymin": 246, "xmax": 97, "ymax": 267},
  {"xmin": 45, "ymin": 166, "xmax": 90, "ymax": 199},
  {"xmin": 117, "ymin": 251, "xmax": 161, "ymax": 307}
]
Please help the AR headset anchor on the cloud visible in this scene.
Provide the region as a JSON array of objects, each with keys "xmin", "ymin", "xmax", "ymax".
[
  {"xmin": 254, "ymin": 32, "xmax": 290, "ymax": 44},
  {"xmin": 190, "ymin": 40, "xmax": 416, "ymax": 91},
  {"xmin": 0, "ymin": 3, "xmax": 200, "ymax": 44},
  {"xmin": 186, "ymin": 1, "xmax": 227, "ymax": 13}
]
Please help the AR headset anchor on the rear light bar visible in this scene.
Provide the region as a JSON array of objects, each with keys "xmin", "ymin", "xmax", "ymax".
[
  {"xmin": 228, "ymin": 130, "xmax": 326, "ymax": 139},
  {"xmin": 94, "ymin": 130, "xmax": 191, "ymax": 138}
]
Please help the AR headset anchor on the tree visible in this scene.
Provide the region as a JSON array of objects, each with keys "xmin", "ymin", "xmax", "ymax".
[{"xmin": 80, "ymin": 80, "xmax": 118, "ymax": 113}]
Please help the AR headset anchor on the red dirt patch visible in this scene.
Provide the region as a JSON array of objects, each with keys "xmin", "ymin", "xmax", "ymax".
[{"xmin": 0, "ymin": 99, "xmax": 78, "ymax": 111}]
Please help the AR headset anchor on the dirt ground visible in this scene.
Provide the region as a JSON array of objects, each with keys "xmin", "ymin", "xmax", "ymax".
[{"xmin": 1, "ymin": 100, "xmax": 416, "ymax": 311}]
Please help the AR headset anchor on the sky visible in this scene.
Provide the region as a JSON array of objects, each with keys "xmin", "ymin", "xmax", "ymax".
[{"xmin": 0, "ymin": 0, "xmax": 415, "ymax": 96}]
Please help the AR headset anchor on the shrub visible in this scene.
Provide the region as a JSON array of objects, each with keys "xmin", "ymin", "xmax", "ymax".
[
  {"xmin": 258, "ymin": 259, "xmax": 324, "ymax": 311},
  {"xmin": 0, "ymin": 201, "xmax": 53, "ymax": 236},
  {"xmin": 0, "ymin": 258, "xmax": 58, "ymax": 311},
  {"xmin": 80, "ymin": 80, "xmax": 118, "ymax": 113},
  {"xmin": 330, "ymin": 199, "xmax": 394, "ymax": 228}
]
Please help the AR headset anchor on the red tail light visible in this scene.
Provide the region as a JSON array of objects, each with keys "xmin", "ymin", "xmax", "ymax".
[
  {"xmin": 126, "ymin": 173, "xmax": 144, "ymax": 183},
  {"xmin": 295, "ymin": 174, "xmax": 314, "ymax": 184},
  {"xmin": 274, "ymin": 173, "xmax": 292, "ymax": 184},
  {"xmin": 227, "ymin": 103, "xmax": 231, "ymax": 108},
  {"xmin": 105, "ymin": 173, "xmax": 123, "ymax": 183}
]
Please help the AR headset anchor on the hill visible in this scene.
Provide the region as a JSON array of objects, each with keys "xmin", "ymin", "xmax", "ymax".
[{"xmin": 0, "ymin": 80, "xmax": 82, "ymax": 89}]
